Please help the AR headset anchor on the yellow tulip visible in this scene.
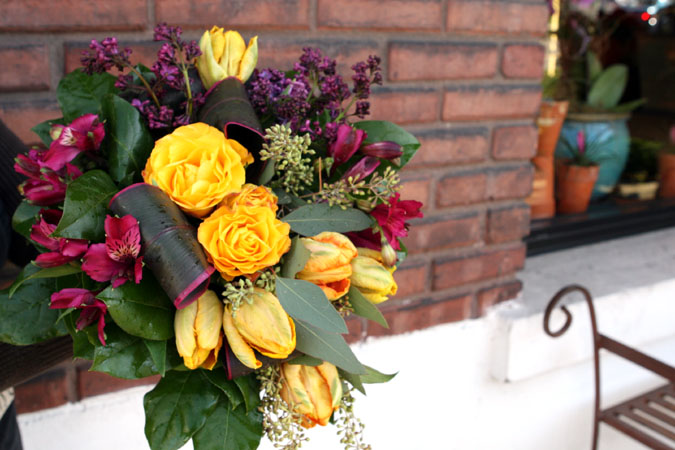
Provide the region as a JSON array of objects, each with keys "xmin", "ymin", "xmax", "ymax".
[
  {"xmin": 279, "ymin": 361, "xmax": 342, "ymax": 428},
  {"xmin": 222, "ymin": 288, "xmax": 296, "ymax": 369},
  {"xmin": 350, "ymin": 248, "xmax": 398, "ymax": 304},
  {"xmin": 196, "ymin": 27, "xmax": 258, "ymax": 88},
  {"xmin": 296, "ymin": 232, "xmax": 357, "ymax": 300},
  {"xmin": 174, "ymin": 290, "xmax": 224, "ymax": 370}
]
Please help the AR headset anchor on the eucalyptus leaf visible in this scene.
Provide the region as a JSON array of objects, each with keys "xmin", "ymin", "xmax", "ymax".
[
  {"xmin": 233, "ymin": 375, "xmax": 260, "ymax": 414},
  {"xmin": 53, "ymin": 170, "xmax": 119, "ymax": 241},
  {"xmin": 57, "ymin": 69, "xmax": 118, "ymax": 122},
  {"xmin": 280, "ymin": 237, "xmax": 310, "ymax": 279},
  {"xmin": 144, "ymin": 370, "xmax": 220, "ymax": 450},
  {"xmin": 31, "ymin": 118, "xmax": 65, "ymax": 147},
  {"xmin": 275, "ymin": 277, "xmax": 347, "ymax": 333},
  {"xmin": 338, "ymin": 368, "xmax": 366, "ymax": 395},
  {"xmin": 144, "ymin": 339, "xmax": 167, "ymax": 377},
  {"xmin": 91, "ymin": 325, "xmax": 159, "ymax": 379},
  {"xmin": 282, "ymin": 203, "xmax": 372, "ymax": 236},
  {"xmin": 9, "ymin": 263, "xmax": 82, "ymax": 298},
  {"xmin": 192, "ymin": 395, "xmax": 263, "ymax": 450},
  {"xmin": 201, "ymin": 369, "xmax": 244, "ymax": 410},
  {"xmin": 587, "ymin": 64, "xmax": 628, "ymax": 110},
  {"xmin": 348, "ymin": 286, "xmax": 388, "ymax": 329},
  {"xmin": 273, "ymin": 188, "xmax": 292, "ymax": 205},
  {"xmin": 361, "ymin": 365, "xmax": 397, "ymax": 384},
  {"xmin": 12, "ymin": 200, "xmax": 42, "ymax": 239},
  {"xmin": 258, "ymin": 159, "xmax": 275, "ymax": 185},
  {"xmin": 288, "ymin": 354, "xmax": 323, "ymax": 366},
  {"xmin": 294, "ymin": 319, "xmax": 365, "ymax": 374},
  {"xmin": 354, "ymin": 120, "xmax": 421, "ymax": 167}
]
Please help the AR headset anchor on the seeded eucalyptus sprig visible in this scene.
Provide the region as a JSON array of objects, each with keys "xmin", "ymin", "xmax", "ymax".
[
  {"xmin": 336, "ymin": 387, "xmax": 372, "ymax": 450},
  {"xmin": 261, "ymin": 124, "xmax": 315, "ymax": 195},
  {"xmin": 312, "ymin": 165, "xmax": 401, "ymax": 211}
]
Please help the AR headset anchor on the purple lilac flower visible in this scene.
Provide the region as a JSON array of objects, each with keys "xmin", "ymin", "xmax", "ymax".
[{"xmin": 81, "ymin": 37, "xmax": 132, "ymax": 75}]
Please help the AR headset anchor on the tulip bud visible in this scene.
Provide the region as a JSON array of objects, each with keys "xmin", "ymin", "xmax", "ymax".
[
  {"xmin": 380, "ymin": 241, "xmax": 398, "ymax": 268},
  {"xmin": 350, "ymin": 248, "xmax": 398, "ymax": 304},
  {"xmin": 175, "ymin": 290, "xmax": 224, "ymax": 370},
  {"xmin": 222, "ymin": 288, "xmax": 296, "ymax": 369},
  {"xmin": 296, "ymin": 232, "xmax": 357, "ymax": 300},
  {"xmin": 279, "ymin": 361, "xmax": 342, "ymax": 428},
  {"xmin": 359, "ymin": 141, "xmax": 403, "ymax": 160},
  {"xmin": 196, "ymin": 27, "xmax": 258, "ymax": 89},
  {"xmin": 355, "ymin": 198, "xmax": 375, "ymax": 213}
]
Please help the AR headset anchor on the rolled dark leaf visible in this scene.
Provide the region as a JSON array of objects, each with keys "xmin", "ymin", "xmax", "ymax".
[
  {"xmin": 197, "ymin": 77, "xmax": 266, "ymax": 181},
  {"xmin": 222, "ymin": 339, "xmax": 300, "ymax": 380},
  {"xmin": 109, "ymin": 183, "xmax": 215, "ymax": 309}
]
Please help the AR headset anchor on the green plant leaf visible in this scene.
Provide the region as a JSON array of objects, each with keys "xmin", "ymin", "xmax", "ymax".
[
  {"xmin": 64, "ymin": 312, "xmax": 96, "ymax": 360},
  {"xmin": 96, "ymin": 273, "xmax": 174, "ymax": 341},
  {"xmin": 275, "ymin": 277, "xmax": 347, "ymax": 334},
  {"xmin": 258, "ymin": 159, "xmax": 275, "ymax": 185},
  {"xmin": 361, "ymin": 365, "xmax": 397, "ymax": 384},
  {"xmin": 288, "ymin": 354, "xmax": 323, "ymax": 366},
  {"xmin": 348, "ymin": 286, "xmax": 388, "ymax": 329},
  {"xmin": 294, "ymin": 319, "xmax": 365, "ymax": 374},
  {"xmin": 31, "ymin": 118, "xmax": 65, "ymax": 146},
  {"xmin": 53, "ymin": 170, "xmax": 119, "ymax": 241},
  {"xmin": 9, "ymin": 263, "xmax": 82, "ymax": 297},
  {"xmin": 143, "ymin": 370, "xmax": 220, "ymax": 450},
  {"xmin": 233, "ymin": 375, "xmax": 260, "ymax": 414},
  {"xmin": 57, "ymin": 69, "xmax": 118, "ymax": 122},
  {"xmin": 144, "ymin": 339, "xmax": 167, "ymax": 377},
  {"xmin": 587, "ymin": 64, "xmax": 628, "ymax": 110},
  {"xmin": 587, "ymin": 51, "xmax": 603, "ymax": 86},
  {"xmin": 101, "ymin": 94, "xmax": 154, "ymax": 186},
  {"xmin": 91, "ymin": 325, "xmax": 159, "ymax": 379},
  {"xmin": 280, "ymin": 237, "xmax": 310, "ymax": 279},
  {"xmin": 192, "ymin": 395, "xmax": 263, "ymax": 450},
  {"xmin": 354, "ymin": 120, "xmax": 421, "ymax": 167},
  {"xmin": 201, "ymin": 368, "xmax": 244, "ymax": 410},
  {"xmin": 12, "ymin": 200, "xmax": 42, "ymax": 239},
  {"xmin": 609, "ymin": 98, "xmax": 647, "ymax": 113},
  {"xmin": 338, "ymin": 368, "xmax": 366, "ymax": 395},
  {"xmin": 282, "ymin": 203, "xmax": 372, "ymax": 236}
]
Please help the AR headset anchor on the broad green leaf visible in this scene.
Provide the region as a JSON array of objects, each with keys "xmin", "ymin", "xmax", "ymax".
[
  {"xmin": 64, "ymin": 312, "xmax": 96, "ymax": 360},
  {"xmin": 91, "ymin": 325, "xmax": 159, "ymax": 379},
  {"xmin": 354, "ymin": 120, "xmax": 421, "ymax": 167},
  {"xmin": 144, "ymin": 370, "xmax": 220, "ymax": 450},
  {"xmin": 275, "ymin": 277, "xmax": 347, "ymax": 334},
  {"xmin": 272, "ymin": 188, "xmax": 292, "ymax": 205},
  {"xmin": 9, "ymin": 263, "xmax": 82, "ymax": 297},
  {"xmin": 348, "ymin": 286, "xmax": 388, "ymax": 329},
  {"xmin": 102, "ymin": 94, "xmax": 154, "ymax": 186},
  {"xmin": 192, "ymin": 395, "xmax": 263, "ymax": 450},
  {"xmin": 97, "ymin": 274, "xmax": 174, "ymax": 341},
  {"xmin": 144, "ymin": 339, "xmax": 167, "ymax": 377},
  {"xmin": 233, "ymin": 375, "xmax": 260, "ymax": 414},
  {"xmin": 0, "ymin": 264, "xmax": 74, "ymax": 345},
  {"xmin": 294, "ymin": 319, "xmax": 365, "ymax": 375},
  {"xmin": 587, "ymin": 51, "xmax": 603, "ymax": 86},
  {"xmin": 31, "ymin": 118, "xmax": 65, "ymax": 146},
  {"xmin": 338, "ymin": 368, "xmax": 366, "ymax": 395},
  {"xmin": 53, "ymin": 170, "xmax": 118, "ymax": 241},
  {"xmin": 361, "ymin": 365, "xmax": 397, "ymax": 384},
  {"xmin": 12, "ymin": 200, "xmax": 42, "ymax": 239},
  {"xmin": 57, "ymin": 69, "xmax": 118, "ymax": 122},
  {"xmin": 609, "ymin": 98, "xmax": 647, "ymax": 113},
  {"xmin": 201, "ymin": 369, "xmax": 244, "ymax": 410},
  {"xmin": 288, "ymin": 354, "xmax": 323, "ymax": 366},
  {"xmin": 258, "ymin": 159, "xmax": 275, "ymax": 185},
  {"xmin": 282, "ymin": 203, "xmax": 372, "ymax": 236},
  {"xmin": 280, "ymin": 237, "xmax": 310, "ymax": 279},
  {"xmin": 587, "ymin": 64, "xmax": 628, "ymax": 110}
]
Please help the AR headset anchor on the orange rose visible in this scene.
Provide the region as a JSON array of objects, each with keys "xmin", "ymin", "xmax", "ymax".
[{"xmin": 221, "ymin": 183, "xmax": 278, "ymax": 212}]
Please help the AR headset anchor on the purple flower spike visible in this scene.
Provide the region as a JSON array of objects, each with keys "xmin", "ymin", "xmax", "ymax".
[
  {"xmin": 50, "ymin": 288, "xmax": 107, "ymax": 345},
  {"xmin": 576, "ymin": 130, "xmax": 586, "ymax": 155},
  {"xmin": 329, "ymin": 124, "xmax": 367, "ymax": 170}
]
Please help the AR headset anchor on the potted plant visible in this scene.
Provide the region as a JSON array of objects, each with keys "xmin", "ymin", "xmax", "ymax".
[
  {"xmin": 556, "ymin": 130, "xmax": 600, "ymax": 214},
  {"xmin": 617, "ymin": 137, "xmax": 660, "ymax": 200}
]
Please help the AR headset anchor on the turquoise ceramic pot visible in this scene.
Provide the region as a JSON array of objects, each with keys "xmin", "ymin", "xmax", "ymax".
[{"xmin": 555, "ymin": 112, "xmax": 630, "ymax": 200}]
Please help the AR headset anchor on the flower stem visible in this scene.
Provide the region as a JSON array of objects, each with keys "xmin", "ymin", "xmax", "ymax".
[{"xmin": 126, "ymin": 64, "xmax": 161, "ymax": 108}]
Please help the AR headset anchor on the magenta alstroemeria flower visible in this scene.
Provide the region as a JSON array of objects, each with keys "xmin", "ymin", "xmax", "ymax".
[
  {"xmin": 42, "ymin": 114, "xmax": 105, "ymax": 171},
  {"xmin": 359, "ymin": 141, "xmax": 403, "ymax": 160},
  {"xmin": 328, "ymin": 124, "xmax": 366, "ymax": 170},
  {"xmin": 576, "ymin": 130, "xmax": 586, "ymax": 155},
  {"xmin": 31, "ymin": 209, "xmax": 88, "ymax": 267},
  {"xmin": 342, "ymin": 156, "xmax": 380, "ymax": 182},
  {"xmin": 50, "ymin": 288, "xmax": 107, "ymax": 345},
  {"xmin": 82, "ymin": 215, "xmax": 143, "ymax": 288},
  {"xmin": 14, "ymin": 148, "xmax": 47, "ymax": 180}
]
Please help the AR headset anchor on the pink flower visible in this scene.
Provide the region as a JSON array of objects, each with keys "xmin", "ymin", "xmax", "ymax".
[
  {"xmin": 16, "ymin": 145, "xmax": 82, "ymax": 206},
  {"xmin": 82, "ymin": 215, "xmax": 143, "ymax": 288},
  {"xmin": 328, "ymin": 124, "xmax": 366, "ymax": 170},
  {"xmin": 341, "ymin": 156, "xmax": 380, "ymax": 182},
  {"xmin": 50, "ymin": 288, "xmax": 107, "ymax": 345},
  {"xmin": 348, "ymin": 193, "xmax": 423, "ymax": 251},
  {"xmin": 359, "ymin": 141, "xmax": 402, "ymax": 160},
  {"xmin": 42, "ymin": 114, "xmax": 105, "ymax": 171},
  {"xmin": 31, "ymin": 209, "xmax": 88, "ymax": 268},
  {"xmin": 576, "ymin": 130, "xmax": 586, "ymax": 155}
]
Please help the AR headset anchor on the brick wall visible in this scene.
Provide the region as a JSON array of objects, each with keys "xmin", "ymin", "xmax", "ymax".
[{"xmin": 0, "ymin": 0, "xmax": 547, "ymax": 411}]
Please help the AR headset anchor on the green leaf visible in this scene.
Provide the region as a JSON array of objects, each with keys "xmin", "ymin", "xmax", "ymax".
[
  {"xmin": 143, "ymin": 370, "xmax": 220, "ymax": 450},
  {"xmin": 288, "ymin": 354, "xmax": 323, "ymax": 366},
  {"xmin": 64, "ymin": 313, "xmax": 96, "ymax": 360},
  {"xmin": 57, "ymin": 69, "xmax": 118, "ymax": 122},
  {"xmin": 91, "ymin": 325, "xmax": 159, "ymax": 379},
  {"xmin": 280, "ymin": 237, "xmax": 310, "ymax": 279},
  {"xmin": 361, "ymin": 365, "xmax": 397, "ymax": 384},
  {"xmin": 273, "ymin": 188, "xmax": 292, "ymax": 205},
  {"xmin": 31, "ymin": 118, "xmax": 65, "ymax": 146},
  {"xmin": 275, "ymin": 277, "xmax": 347, "ymax": 334},
  {"xmin": 282, "ymin": 203, "xmax": 372, "ymax": 236},
  {"xmin": 53, "ymin": 170, "xmax": 119, "ymax": 241},
  {"xmin": 0, "ymin": 264, "xmax": 74, "ymax": 345},
  {"xmin": 338, "ymin": 368, "xmax": 366, "ymax": 395},
  {"xmin": 395, "ymin": 239, "xmax": 408, "ymax": 268},
  {"xmin": 12, "ymin": 200, "xmax": 42, "ymax": 239},
  {"xmin": 233, "ymin": 375, "xmax": 260, "ymax": 414},
  {"xmin": 587, "ymin": 51, "xmax": 603, "ymax": 86},
  {"xmin": 348, "ymin": 286, "xmax": 388, "ymax": 329},
  {"xmin": 609, "ymin": 98, "xmax": 647, "ymax": 113},
  {"xmin": 587, "ymin": 64, "xmax": 628, "ymax": 110},
  {"xmin": 96, "ymin": 274, "xmax": 174, "ymax": 341},
  {"xmin": 258, "ymin": 159, "xmax": 275, "ymax": 185},
  {"xmin": 192, "ymin": 395, "xmax": 263, "ymax": 450},
  {"xmin": 201, "ymin": 369, "xmax": 244, "ymax": 410},
  {"xmin": 354, "ymin": 120, "xmax": 421, "ymax": 167},
  {"xmin": 102, "ymin": 94, "xmax": 154, "ymax": 186},
  {"xmin": 294, "ymin": 319, "xmax": 365, "ymax": 374},
  {"xmin": 144, "ymin": 339, "xmax": 167, "ymax": 377},
  {"xmin": 9, "ymin": 263, "xmax": 82, "ymax": 297}
]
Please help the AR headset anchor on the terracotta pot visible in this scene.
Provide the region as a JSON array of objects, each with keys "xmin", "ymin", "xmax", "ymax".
[
  {"xmin": 657, "ymin": 153, "xmax": 675, "ymax": 198},
  {"xmin": 555, "ymin": 162, "xmax": 599, "ymax": 214},
  {"xmin": 536, "ymin": 101, "xmax": 569, "ymax": 157}
]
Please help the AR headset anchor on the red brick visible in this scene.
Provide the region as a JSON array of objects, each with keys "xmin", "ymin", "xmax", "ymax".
[
  {"xmin": 408, "ymin": 128, "xmax": 489, "ymax": 168},
  {"xmin": 0, "ymin": 0, "xmax": 147, "ymax": 32},
  {"xmin": 0, "ymin": 101, "xmax": 62, "ymax": 144},
  {"xmin": 0, "ymin": 46, "xmax": 50, "ymax": 92},
  {"xmin": 370, "ymin": 88, "xmax": 440, "ymax": 125},
  {"xmin": 64, "ymin": 42, "xmax": 159, "ymax": 75},
  {"xmin": 14, "ymin": 369, "xmax": 69, "ymax": 414},
  {"xmin": 156, "ymin": 0, "xmax": 310, "ymax": 29},
  {"xmin": 368, "ymin": 295, "xmax": 472, "ymax": 336},
  {"xmin": 345, "ymin": 316, "xmax": 365, "ymax": 344},
  {"xmin": 436, "ymin": 171, "xmax": 487, "ymax": 208},
  {"xmin": 399, "ymin": 177, "xmax": 431, "ymax": 211},
  {"xmin": 487, "ymin": 164, "xmax": 533, "ymax": 200},
  {"xmin": 443, "ymin": 85, "xmax": 542, "ymax": 121},
  {"xmin": 502, "ymin": 44, "xmax": 546, "ymax": 79},
  {"xmin": 447, "ymin": 1, "xmax": 549, "ymax": 36},
  {"xmin": 476, "ymin": 279, "xmax": 522, "ymax": 316},
  {"xmin": 487, "ymin": 204, "xmax": 531, "ymax": 244},
  {"xmin": 318, "ymin": 0, "xmax": 443, "ymax": 31},
  {"xmin": 492, "ymin": 125, "xmax": 538, "ymax": 160},
  {"xmin": 77, "ymin": 368, "xmax": 160, "ymax": 399},
  {"xmin": 432, "ymin": 244, "xmax": 526, "ymax": 291},
  {"xmin": 388, "ymin": 42, "xmax": 497, "ymax": 81},
  {"xmin": 392, "ymin": 260, "xmax": 429, "ymax": 300},
  {"xmin": 403, "ymin": 212, "xmax": 482, "ymax": 254}
]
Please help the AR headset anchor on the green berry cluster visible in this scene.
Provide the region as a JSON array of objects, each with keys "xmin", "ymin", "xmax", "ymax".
[{"xmin": 261, "ymin": 124, "xmax": 315, "ymax": 195}]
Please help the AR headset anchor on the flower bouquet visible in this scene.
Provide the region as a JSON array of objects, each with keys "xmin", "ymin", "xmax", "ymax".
[{"xmin": 0, "ymin": 24, "xmax": 423, "ymax": 450}]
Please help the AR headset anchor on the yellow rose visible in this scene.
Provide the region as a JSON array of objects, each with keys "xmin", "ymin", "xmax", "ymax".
[
  {"xmin": 196, "ymin": 27, "xmax": 258, "ymax": 88},
  {"xmin": 143, "ymin": 122, "xmax": 251, "ymax": 218},
  {"xmin": 197, "ymin": 202, "xmax": 291, "ymax": 280},
  {"xmin": 221, "ymin": 183, "xmax": 278, "ymax": 212},
  {"xmin": 279, "ymin": 361, "xmax": 342, "ymax": 428},
  {"xmin": 350, "ymin": 247, "xmax": 398, "ymax": 304},
  {"xmin": 174, "ymin": 290, "xmax": 223, "ymax": 370},
  {"xmin": 222, "ymin": 288, "xmax": 296, "ymax": 369},
  {"xmin": 296, "ymin": 232, "xmax": 357, "ymax": 300}
]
